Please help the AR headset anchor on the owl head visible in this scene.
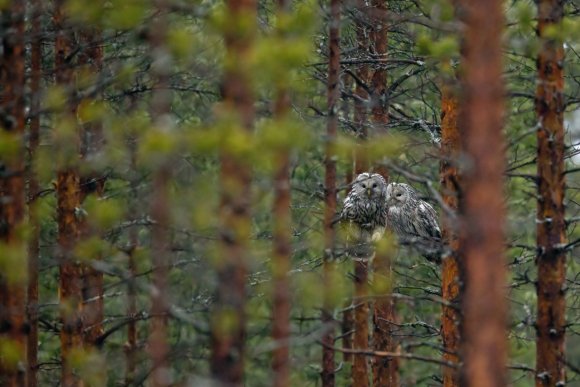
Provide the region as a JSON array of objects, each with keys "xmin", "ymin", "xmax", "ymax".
[
  {"xmin": 351, "ymin": 172, "xmax": 387, "ymax": 200},
  {"xmin": 386, "ymin": 182, "xmax": 415, "ymax": 206}
]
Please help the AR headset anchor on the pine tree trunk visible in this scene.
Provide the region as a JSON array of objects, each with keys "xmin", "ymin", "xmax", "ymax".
[
  {"xmin": 321, "ymin": 0, "xmax": 340, "ymax": 384},
  {"xmin": 342, "ymin": 149, "xmax": 354, "ymax": 365},
  {"xmin": 350, "ymin": 4, "xmax": 371, "ymax": 385},
  {"xmin": 458, "ymin": 0, "xmax": 506, "ymax": 385},
  {"xmin": 78, "ymin": 28, "xmax": 105, "ymax": 351},
  {"xmin": 367, "ymin": 2, "xmax": 399, "ymax": 385},
  {"xmin": 126, "ymin": 113, "xmax": 139, "ymax": 385},
  {"xmin": 353, "ymin": 259, "xmax": 369, "ymax": 387},
  {"xmin": 440, "ymin": 82, "xmax": 460, "ymax": 387},
  {"xmin": 57, "ymin": 170, "xmax": 83, "ymax": 387},
  {"xmin": 535, "ymin": 1, "xmax": 566, "ymax": 385},
  {"xmin": 148, "ymin": 1, "xmax": 173, "ymax": 385},
  {"xmin": 271, "ymin": 1, "xmax": 292, "ymax": 384},
  {"xmin": 0, "ymin": 1, "xmax": 27, "ymax": 385},
  {"xmin": 27, "ymin": 1, "xmax": 42, "ymax": 385},
  {"xmin": 210, "ymin": 0, "xmax": 256, "ymax": 383},
  {"xmin": 353, "ymin": 0, "xmax": 370, "ymax": 173}
]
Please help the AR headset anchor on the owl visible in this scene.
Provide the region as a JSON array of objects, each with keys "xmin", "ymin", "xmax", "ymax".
[
  {"xmin": 386, "ymin": 182, "xmax": 442, "ymax": 262},
  {"xmin": 340, "ymin": 172, "xmax": 388, "ymax": 242}
]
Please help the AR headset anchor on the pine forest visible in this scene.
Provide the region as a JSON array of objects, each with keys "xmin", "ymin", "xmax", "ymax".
[{"xmin": 0, "ymin": 0, "xmax": 580, "ymax": 386}]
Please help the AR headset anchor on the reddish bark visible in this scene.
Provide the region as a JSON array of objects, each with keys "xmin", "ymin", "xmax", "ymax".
[
  {"xmin": 271, "ymin": 0, "xmax": 292, "ymax": 382},
  {"xmin": 371, "ymin": 260, "xmax": 398, "ymax": 387},
  {"xmin": 27, "ymin": 1, "xmax": 43, "ymax": 385},
  {"xmin": 57, "ymin": 170, "xmax": 83, "ymax": 387},
  {"xmin": 353, "ymin": 3, "xmax": 370, "ymax": 175},
  {"xmin": 440, "ymin": 83, "xmax": 461, "ymax": 387},
  {"xmin": 371, "ymin": 175, "xmax": 398, "ymax": 387},
  {"xmin": 366, "ymin": 3, "xmax": 399, "ymax": 383},
  {"xmin": 210, "ymin": 0, "xmax": 256, "ymax": 383},
  {"xmin": 321, "ymin": 0, "xmax": 341, "ymax": 384},
  {"xmin": 350, "ymin": 8, "xmax": 371, "ymax": 385},
  {"xmin": 353, "ymin": 260, "xmax": 369, "ymax": 387},
  {"xmin": 369, "ymin": 0, "xmax": 388, "ymax": 131},
  {"xmin": 148, "ymin": 2, "xmax": 173, "ymax": 385},
  {"xmin": 54, "ymin": 3, "xmax": 84, "ymax": 385},
  {"xmin": 0, "ymin": 1, "xmax": 27, "ymax": 385},
  {"xmin": 342, "ymin": 301, "xmax": 354, "ymax": 363},
  {"xmin": 458, "ymin": 0, "xmax": 506, "ymax": 385},
  {"xmin": 535, "ymin": 1, "xmax": 566, "ymax": 385}
]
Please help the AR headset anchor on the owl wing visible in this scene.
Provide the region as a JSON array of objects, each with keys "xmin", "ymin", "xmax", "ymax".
[
  {"xmin": 340, "ymin": 192, "xmax": 356, "ymax": 221},
  {"xmin": 414, "ymin": 201, "xmax": 441, "ymax": 239}
]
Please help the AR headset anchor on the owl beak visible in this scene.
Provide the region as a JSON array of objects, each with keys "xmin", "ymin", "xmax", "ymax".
[{"xmin": 366, "ymin": 188, "xmax": 371, "ymax": 197}]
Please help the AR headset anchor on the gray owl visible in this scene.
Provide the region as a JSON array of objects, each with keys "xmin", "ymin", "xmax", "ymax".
[
  {"xmin": 386, "ymin": 182, "xmax": 442, "ymax": 262},
  {"xmin": 341, "ymin": 172, "xmax": 388, "ymax": 242}
]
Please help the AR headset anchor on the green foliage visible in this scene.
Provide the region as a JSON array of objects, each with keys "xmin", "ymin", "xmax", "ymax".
[{"xmin": 15, "ymin": 0, "xmax": 580, "ymax": 385}]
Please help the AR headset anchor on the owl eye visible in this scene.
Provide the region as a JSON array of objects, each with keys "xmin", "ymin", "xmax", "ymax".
[
  {"xmin": 372, "ymin": 183, "xmax": 377, "ymax": 188},
  {"xmin": 361, "ymin": 183, "xmax": 366, "ymax": 188},
  {"xmin": 396, "ymin": 193, "xmax": 402, "ymax": 197}
]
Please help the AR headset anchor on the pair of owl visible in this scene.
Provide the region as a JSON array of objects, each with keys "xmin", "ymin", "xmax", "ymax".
[{"xmin": 340, "ymin": 172, "xmax": 442, "ymax": 262}]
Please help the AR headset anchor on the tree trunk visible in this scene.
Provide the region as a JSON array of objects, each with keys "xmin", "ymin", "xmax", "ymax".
[
  {"xmin": 271, "ymin": 1, "xmax": 292, "ymax": 385},
  {"xmin": 321, "ymin": 0, "xmax": 340, "ymax": 384},
  {"xmin": 535, "ymin": 1, "xmax": 566, "ymax": 386},
  {"xmin": 440, "ymin": 82, "xmax": 461, "ymax": 387},
  {"xmin": 350, "ymin": 5, "xmax": 372, "ymax": 385},
  {"xmin": 0, "ymin": 1, "xmax": 27, "ymax": 385},
  {"xmin": 148, "ymin": 1, "xmax": 173, "ymax": 385},
  {"xmin": 78, "ymin": 28, "xmax": 105, "ymax": 350},
  {"xmin": 54, "ymin": 3, "xmax": 84, "ymax": 385},
  {"xmin": 458, "ymin": 0, "xmax": 506, "ymax": 385},
  {"xmin": 126, "ymin": 105, "xmax": 139, "ymax": 385},
  {"xmin": 353, "ymin": 259, "xmax": 369, "ymax": 387},
  {"xmin": 27, "ymin": 0, "xmax": 42, "ymax": 385},
  {"xmin": 210, "ymin": 0, "xmax": 256, "ymax": 383},
  {"xmin": 353, "ymin": 0, "xmax": 370, "ymax": 174},
  {"xmin": 367, "ymin": 1, "xmax": 399, "ymax": 385},
  {"xmin": 57, "ymin": 170, "xmax": 83, "ymax": 387}
]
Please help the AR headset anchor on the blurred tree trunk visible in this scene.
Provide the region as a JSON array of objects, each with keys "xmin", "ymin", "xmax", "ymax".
[
  {"xmin": 368, "ymin": 1, "xmax": 399, "ymax": 386},
  {"xmin": 321, "ymin": 0, "xmax": 340, "ymax": 384},
  {"xmin": 458, "ymin": 0, "xmax": 506, "ymax": 385},
  {"xmin": 535, "ymin": 1, "xmax": 566, "ymax": 385},
  {"xmin": 54, "ymin": 3, "xmax": 84, "ymax": 385},
  {"xmin": 351, "ymin": 4, "xmax": 371, "ymax": 386},
  {"xmin": 342, "ymin": 88, "xmax": 354, "ymax": 363},
  {"xmin": 0, "ymin": 1, "xmax": 27, "ymax": 385},
  {"xmin": 352, "ymin": 258, "xmax": 369, "ymax": 387},
  {"xmin": 210, "ymin": 0, "xmax": 256, "ymax": 383},
  {"xmin": 271, "ymin": 1, "xmax": 291, "ymax": 386},
  {"xmin": 148, "ymin": 1, "xmax": 173, "ymax": 385},
  {"xmin": 27, "ymin": 0, "xmax": 42, "ymax": 385},
  {"xmin": 78, "ymin": 28, "xmax": 105, "ymax": 350},
  {"xmin": 439, "ymin": 81, "xmax": 460, "ymax": 387},
  {"xmin": 125, "ymin": 98, "xmax": 139, "ymax": 385}
]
